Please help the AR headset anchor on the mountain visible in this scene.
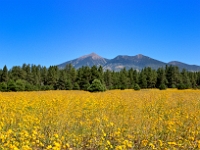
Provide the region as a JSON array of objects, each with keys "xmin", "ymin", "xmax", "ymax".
[
  {"xmin": 58, "ymin": 53, "xmax": 200, "ymax": 72},
  {"xmin": 58, "ymin": 53, "xmax": 108, "ymax": 69},
  {"xmin": 168, "ymin": 61, "xmax": 200, "ymax": 72},
  {"xmin": 103, "ymin": 54, "xmax": 166, "ymax": 71}
]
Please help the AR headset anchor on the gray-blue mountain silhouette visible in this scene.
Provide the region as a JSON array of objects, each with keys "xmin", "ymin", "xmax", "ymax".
[{"xmin": 58, "ymin": 53, "xmax": 200, "ymax": 71}]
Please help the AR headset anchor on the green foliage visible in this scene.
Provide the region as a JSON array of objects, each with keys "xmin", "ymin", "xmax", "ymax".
[
  {"xmin": 1, "ymin": 65, "xmax": 8, "ymax": 82},
  {"xmin": 65, "ymin": 80, "xmax": 73, "ymax": 90},
  {"xmin": 7, "ymin": 80, "xmax": 17, "ymax": 91},
  {"xmin": 159, "ymin": 84, "xmax": 167, "ymax": 90},
  {"xmin": 87, "ymin": 79, "xmax": 106, "ymax": 92},
  {"xmin": 134, "ymin": 84, "xmax": 140, "ymax": 91},
  {"xmin": 0, "ymin": 82, "xmax": 7, "ymax": 92},
  {"xmin": 73, "ymin": 82, "xmax": 80, "ymax": 90},
  {"xmin": 1, "ymin": 63, "xmax": 200, "ymax": 91},
  {"xmin": 171, "ymin": 84, "xmax": 176, "ymax": 88},
  {"xmin": 177, "ymin": 83, "xmax": 186, "ymax": 90},
  {"xmin": 15, "ymin": 79, "xmax": 26, "ymax": 91}
]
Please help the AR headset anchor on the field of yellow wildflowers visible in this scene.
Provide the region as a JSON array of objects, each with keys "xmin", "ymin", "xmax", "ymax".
[{"xmin": 0, "ymin": 89, "xmax": 200, "ymax": 149}]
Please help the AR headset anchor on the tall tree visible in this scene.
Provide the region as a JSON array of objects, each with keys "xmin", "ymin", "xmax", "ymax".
[
  {"xmin": 144, "ymin": 67, "xmax": 157, "ymax": 88},
  {"xmin": 156, "ymin": 67, "xmax": 167, "ymax": 88},
  {"xmin": 139, "ymin": 69, "xmax": 147, "ymax": 88},
  {"xmin": 47, "ymin": 66, "xmax": 59, "ymax": 89},
  {"xmin": 1, "ymin": 65, "xmax": 9, "ymax": 82},
  {"xmin": 166, "ymin": 65, "xmax": 181, "ymax": 88},
  {"xmin": 119, "ymin": 68, "xmax": 128, "ymax": 89},
  {"xmin": 104, "ymin": 69, "xmax": 112, "ymax": 89},
  {"xmin": 181, "ymin": 69, "xmax": 191, "ymax": 89},
  {"xmin": 76, "ymin": 66, "xmax": 91, "ymax": 90},
  {"xmin": 57, "ymin": 70, "xmax": 67, "ymax": 90},
  {"xmin": 10, "ymin": 66, "xmax": 26, "ymax": 81}
]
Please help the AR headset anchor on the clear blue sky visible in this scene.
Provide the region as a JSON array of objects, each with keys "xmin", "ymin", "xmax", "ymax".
[{"xmin": 0, "ymin": 0, "xmax": 199, "ymax": 69}]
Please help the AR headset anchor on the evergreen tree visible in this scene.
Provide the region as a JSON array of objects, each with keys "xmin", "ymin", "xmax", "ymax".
[
  {"xmin": 22, "ymin": 64, "xmax": 34, "ymax": 84},
  {"xmin": 15, "ymin": 79, "xmax": 26, "ymax": 91},
  {"xmin": 104, "ymin": 69, "xmax": 113, "ymax": 89},
  {"xmin": 57, "ymin": 70, "xmax": 67, "ymax": 90},
  {"xmin": 87, "ymin": 79, "xmax": 106, "ymax": 92},
  {"xmin": 180, "ymin": 69, "xmax": 191, "ymax": 89},
  {"xmin": 40, "ymin": 66, "xmax": 48, "ymax": 85},
  {"xmin": 65, "ymin": 80, "xmax": 73, "ymax": 90},
  {"xmin": 134, "ymin": 83, "xmax": 140, "ymax": 90},
  {"xmin": 144, "ymin": 67, "xmax": 157, "ymax": 88},
  {"xmin": 128, "ymin": 68, "xmax": 135, "ymax": 88},
  {"xmin": 47, "ymin": 66, "xmax": 59, "ymax": 89},
  {"xmin": 111, "ymin": 71, "xmax": 120, "ymax": 89},
  {"xmin": 1, "ymin": 65, "xmax": 9, "ymax": 82},
  {"xmin": 90, "ymin": 65, "xmax": 99, "ymax": 83},
  {"xmin": 98, "ymin": 66, "xmax": 104, "ymax": 83},
  {"xmin": 119, "ymin": 68, "xmax": 128, "ymax": 89},
  {"xmin": 7, "ymin": 80, "xmax": 17, "ymax": 91},
  {"xmin": 64, "ymin": 64, "xmax": 77, "ymax": 85},
  {"xmin": 139, "ymin": 69, "xmax": 147, "ymax": 88},
  {"xmin": 10, "ymin": 66, "xmax": 26, "ymax": 81},
  {"xmin": 156, "ymin": 67, "xmax": 167, "ymax": 88},
  {"xmin": 166, "ymin": 65, "xmax": 181, "ymax": 88},
  {"xmin": 73, "ymin": 82, "xmax": 80, "ymax": 90},
  {"xmin": 188, "ymin": 72, "xmax": 197, "ymax": 88},
  {"xmin": 0, "ymin": 82, "xmax": 7, "ymax": 91},
  {"xmin": 76, "ymin": 66, "xmax": 91, "ymax": 90}
]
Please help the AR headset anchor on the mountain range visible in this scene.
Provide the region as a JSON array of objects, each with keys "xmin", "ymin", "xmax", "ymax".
[{"xmin": 58, "ymin": 53, "xmax": 200, "ymax": 72}]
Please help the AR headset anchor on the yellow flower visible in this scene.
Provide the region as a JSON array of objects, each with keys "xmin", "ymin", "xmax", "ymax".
[{"xmin": 142, "ymin": 140, "xmax": 148, "ymax": 146}]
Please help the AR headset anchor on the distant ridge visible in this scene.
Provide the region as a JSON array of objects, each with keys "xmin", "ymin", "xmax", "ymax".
[
  {"xmin": 168, "ymin": 61, "xmax": 200, "ymax": 72},
  {"xmin": 103, "ymin": 54, "xmax": 166, "ymax": 71},
  {"xmin": 58, "ymin": 53, "xmax": 108, "ymax": 69},
  {"xmin": 57, "ymin": 53, "xmax": 200, "ymax": 72}
]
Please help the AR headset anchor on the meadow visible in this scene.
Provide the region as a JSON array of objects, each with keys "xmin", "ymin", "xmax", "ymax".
[{"xmin": 0, "ymin": 89, "xmax": 200, "ymax": 150}]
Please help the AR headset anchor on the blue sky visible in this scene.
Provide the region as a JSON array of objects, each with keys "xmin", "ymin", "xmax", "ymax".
[{"xmin": 0, "ymin": 0, "xmax": 199, "ymax": 69}]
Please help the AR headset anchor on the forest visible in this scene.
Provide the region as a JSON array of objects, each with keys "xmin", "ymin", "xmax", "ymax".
[{"xmin": 0, "ymin": 64, "xmax": 200, "ymax": 92}]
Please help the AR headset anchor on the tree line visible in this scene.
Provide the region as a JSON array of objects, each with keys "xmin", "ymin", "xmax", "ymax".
[{"xmin": 0, "ymin": 63, "xmax": 200, "ymax": 92}]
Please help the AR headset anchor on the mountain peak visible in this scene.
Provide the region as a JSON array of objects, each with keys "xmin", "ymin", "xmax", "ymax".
[
  {"xmin": 80, "ymin": 52, "xmax": 102, "ymax": 60},
  {"xmin": 58, "ymin": 53, "xmax": 200, "ymax": 72},
  {"xmin": 136, "ymin": 54, "xmax": 145, "ymax": 59}
]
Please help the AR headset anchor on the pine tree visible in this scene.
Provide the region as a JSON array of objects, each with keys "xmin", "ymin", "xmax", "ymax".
[
  {"xmin": 87, "ymin": 79, "xmax": 106, "ymax": 92},
  {"xmin": 104, "ymin": 69, "xmax": 112, "ymax": 89},
  {"xmin": 139, "ymin": 69, "xmax": 147, "ymax": 88},
  {"xmin": 156, "ymin": 67, "xmax": 167, "ymax": 88},
  {"xmin": 1, "ymin": 65, "xmax": 9, "ymax": 82},
  {"xmin": 180, "ymin": 69, "xmax": 191, "ymax": 89},
  {"xmin": 57, "ymin": 70, "xmax": 67, "ymax": 90}
]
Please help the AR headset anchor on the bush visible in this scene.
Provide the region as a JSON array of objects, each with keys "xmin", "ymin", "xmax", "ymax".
[
  {"xmin": 15, "ymin": 79, "xmax": 26, "ymax": 91},
  {"xmin": 177, "ymin": 83, "xmax": 186, "ymax": 90},
  {"xmin": 159, "ymin": 84, "xmax": 167, "ymax": 90},
  {"xmin": 87, "ymin": 79, "xmax": 106, "ymax": 92},
  {"xmin": 73, "ymin": 82, "xmax": 80, "ymax": 90},
  {"xmin": 65, "ymin": 80, "xmax": 73, "ymax": 90},
  {"xmin": 7, "ymin": 80, "xmax": 17, "ymax": 91},
  {"xmin": 0, "ymin": 82, "xmax": 7, "ymax": 92},
  {"xmin": 134, "ymin": 84, "xmax": 140, "ymax": 91},
  {"xmin": 171, "ymin": 84, "xmax": 176, "ymax": 88}
]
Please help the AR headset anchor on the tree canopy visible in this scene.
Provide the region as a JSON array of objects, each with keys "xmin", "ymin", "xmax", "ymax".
[{"xmin": 0, "ymin": 64, "xmax": 200, "ymax": 92}]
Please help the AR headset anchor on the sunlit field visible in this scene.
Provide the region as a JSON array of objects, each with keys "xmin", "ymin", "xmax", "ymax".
[{"xmin": 1, "ymin": 89, "xmax": 200, "ymax": 149}]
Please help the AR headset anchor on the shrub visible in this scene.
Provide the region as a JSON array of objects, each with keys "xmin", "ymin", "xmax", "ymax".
[
  {"xmin": 159, "ymin": 84, "xmax": 167, "ymax": 90},
  {"xmin": 0, "ymin": 82, "xmax": 7, "ymax": 92},
  {"xmin": 7, "ymin": 80, "xmax": 17, "ymax": 91},
  {"xmin": 73, "ymin": 82, "xmax": 80, "ymax": 90},
  {"xmin": 171, "ymin": 84, "xmax": 176, "ymax": 88},
  {"xmin": 15, "ymin": 79, "xmax": 26, "ymax": 91},
  {"xmin": 177, "ymin": 83, "xmax": 186, "ymax": 90},
  {"xmin": 87, "ymin": 79, "xmax": 106, "ymax": 92},
  {"xmin": 134, "ymin": 84, "xmax": 140, "ymax": 91}
]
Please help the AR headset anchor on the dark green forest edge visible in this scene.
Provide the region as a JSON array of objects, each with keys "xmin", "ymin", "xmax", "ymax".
[{"xmin": 0, "ymin": 64, "xmax": 200, "ymax": 92}]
